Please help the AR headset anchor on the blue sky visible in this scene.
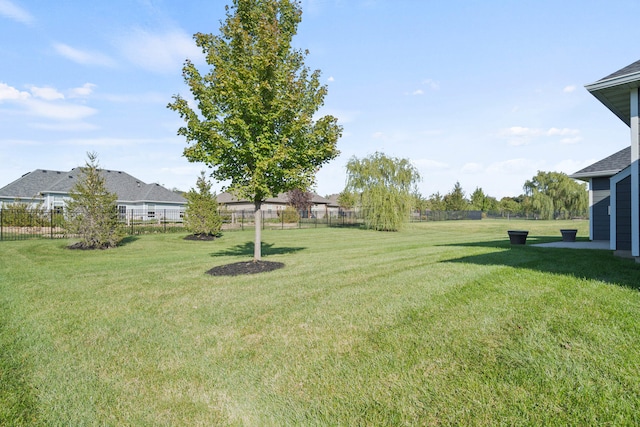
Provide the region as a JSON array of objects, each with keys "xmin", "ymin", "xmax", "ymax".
[{"xmin": 1, "ymin": 0, "xmax": 639, "ymax": 199}]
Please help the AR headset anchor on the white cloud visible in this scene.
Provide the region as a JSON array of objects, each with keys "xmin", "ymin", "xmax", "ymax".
[
  {"xmin": 69, "ymin": 83, "xmax": 96, "ymax": 98},
  {"xmin": 327, "ymin": 76, "xmax": 335, "ymax": 82},
  {"xmin": 563, "ymin": 85, "xmax": 576, "ymax": 93},
  {"xmin": 500, "ymin": 126, "xmax": 581, "ymax": 146},
  {"xmin": 0, "ymin": 82, "xmax": 30, "ymax": 101},
  {"xmin": 31, "ymin": 122, "xmax": 99, "ymax": 131},
  {"xmin": 26, "ymin": 99, "xmax": 96, "ymax": 120},
  {"xmin": 116, "ymin": 28, "xmax": 202, "ymax": 73},
  {"xmin": 372, "ymin": 131, "xmax": 384, "ymax": 139},
  {"xmin": 422, "ymin": 79, "xmax": 440, "ymax": 90},
  {"xmin": 547, "ymin": 127, "xmax": 579, "ymax": 136},
  {"xmin": 412, "ymin": 158, "xmax": 449, "ymax": 169},
  {"xmin": 461, "ymin": 162, "xmax": 483, "ymax": 173},
  {"xmin": 53, "ymin": 43, "xmax": 117, "ymax": 67},
  {"xmin": 30, "ymin": 86, "xmax": 64, "ymax": 101},
  {"xmin": 0, "ymin": 82, "xmax": 97, "ymax": 120},
  {"xmin": 486, "ymin": 158, "xmax": 530, "ymax": 174},
  {"xmin": 0, "ymin": 0, "xmax": 34, "ymax": 25},
  {"xmin": 412, "ymin": 89, "xmax": 424, "ymax": 96},
  {"xmin": 501, "ymin": 126, "xmax": 540, "ymax": 137}
]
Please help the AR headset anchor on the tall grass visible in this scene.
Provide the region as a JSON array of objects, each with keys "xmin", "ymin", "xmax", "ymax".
[{"xmin": 1, "ymin": 219, "xmax": 640, "ymax": 425}]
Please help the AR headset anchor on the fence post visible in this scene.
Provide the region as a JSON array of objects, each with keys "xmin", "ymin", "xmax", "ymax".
[
  {"xmin": 50, "ymin": 209, "xmax": 53, "ymax": 239},
  {"xmin": 241, "ymin": 210, "xmax": 244, "ymax": 231},
  {"xmin": 163, "ymin": 209, "xmax": 167, "ymax": 232},
  {"xmin": 0, "ymin": 209, "xmax": 3, "ymax": 241}
]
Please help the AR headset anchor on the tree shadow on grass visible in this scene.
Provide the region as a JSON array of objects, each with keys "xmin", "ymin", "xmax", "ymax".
[
  {"xmin": 118, "ymin": 235, "xmax": 139, "ymax": 247},
  {"xmin": 439, "ymin": 237, "xmax": 640, "ymax": 291},
  {"xmin": 210, "ymin": 241, "xmax": 306, "ymax": 258}
]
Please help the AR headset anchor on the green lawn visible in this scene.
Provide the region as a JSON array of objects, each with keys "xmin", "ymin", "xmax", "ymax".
[{"xmin": 2, "ymin": 219, "xmax": 640, "ymax": 426}]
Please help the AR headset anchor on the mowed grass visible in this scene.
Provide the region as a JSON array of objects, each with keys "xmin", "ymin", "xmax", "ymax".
[{"xmin": 2, "ymin": 219, "xmax": 640, "ymax": 425}]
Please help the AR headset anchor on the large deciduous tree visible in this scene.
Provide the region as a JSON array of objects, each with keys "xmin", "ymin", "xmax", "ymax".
[
  {"xmin": 523, "ymin": 171, "xmax": 588, "ymax": 220},
  {"xmin": 65, "ymin": 152, "xmax": 124, "ymax": 249},
  {"xmin": 345, "ymin": 152, "xmax": 421, "ymax": 231},
  {"xmin": 168, "ymin": 0, "xmax": 341, "ymax": 261}
]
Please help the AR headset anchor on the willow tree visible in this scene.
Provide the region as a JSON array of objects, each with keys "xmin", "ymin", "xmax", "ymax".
[
  {"xmin": 345, "ymin": 152, "xmax": 421, "ymax": 231},
  {"xmin": 523, "ymin": 171, "xmax": 588, "ymax": 219},
  {"xmin": 168, "ymin": 0, "xmax": 341, "ymax": 261}
]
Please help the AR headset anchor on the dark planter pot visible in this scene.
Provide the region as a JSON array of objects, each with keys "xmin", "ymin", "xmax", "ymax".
[
  {"xmin": 560, "ymin": 229, "xmax": 577, "ymax": 242},
  {"xmin": 508, "ymin": 230, "xmax": 528, "ymax": 245}
]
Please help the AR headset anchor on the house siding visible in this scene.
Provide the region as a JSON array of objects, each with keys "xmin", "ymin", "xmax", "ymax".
[
  {"xmin": 616, "ymin": 175, "xmax": 632, "ymax": 250},
  {"xmin": 591, "ymin": 178, "xmax": 611, "ymax": 240}
]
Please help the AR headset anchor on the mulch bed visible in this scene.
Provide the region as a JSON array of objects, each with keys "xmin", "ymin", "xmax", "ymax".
[{"xmin": 206, "ymin": 260, "xmax": 285, "ymax": 276}]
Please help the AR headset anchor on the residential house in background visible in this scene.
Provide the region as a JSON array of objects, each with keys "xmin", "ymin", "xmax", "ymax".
[
  {"xmin": 216, "ymin": 191, "xmax": 338, "ymax": 218},
  {"xmin": 0, "ymin": 168, "xmax": 186, "ymax": 219},
  {"xmin": 570, "ymin": 146, "xmax": 629, "ymax": 242},
  {"xmin": 577, "ymin": 58, "xmax": 640, "ymax": 257}
]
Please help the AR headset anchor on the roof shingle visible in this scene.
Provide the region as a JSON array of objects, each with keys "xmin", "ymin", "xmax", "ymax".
[
  {"xmin": 570, "ymin": 146, "xmax": 630, "ymax": 180},
  {"xmin": 0, "ymin": 168, "xmax": 185, "ymax": 204}
]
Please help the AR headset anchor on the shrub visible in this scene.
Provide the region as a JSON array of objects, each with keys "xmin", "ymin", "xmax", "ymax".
[{"xmin": 280, "ymin": 206, "xmax": 300, "ymax": 223}]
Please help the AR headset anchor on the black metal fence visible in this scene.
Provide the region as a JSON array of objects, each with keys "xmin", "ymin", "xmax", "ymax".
[
  {"xmin": 0, "ymin": 206, "xmax": 531, "ymax": 242},
  {"xmin": 0, "ymin": 207, "xmax": 367, "ymax": 241},
  {"xmin": 0, "ymin": 208, "xmax": 188, "ymax": 241}
]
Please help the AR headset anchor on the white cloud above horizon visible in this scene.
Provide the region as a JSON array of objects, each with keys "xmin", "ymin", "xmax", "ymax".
[
  {"xmin": 0, "ymin": 0, "xmax": 34, "ymax": 25},
  {"xmin": 53, "ymin": 43, "xmax": 117, "ymax": 67},
  {"xmin": 500, "ymin": 126, "xmax": 581, "ymax": 146},
  {"xmin": 115, "ymin": 28, "xmax": 202, "ymax": 73},
  {"xmin": 0, "ymin": 82, "xmax": 96, "ymax": 120}
]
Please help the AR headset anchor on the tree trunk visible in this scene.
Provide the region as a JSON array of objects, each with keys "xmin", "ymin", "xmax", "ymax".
[{"xmin": 254, "ymin": 200, "xmax": 262, "ymax": 261}]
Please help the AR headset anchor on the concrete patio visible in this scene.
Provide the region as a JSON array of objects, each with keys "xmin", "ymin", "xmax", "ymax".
[{"xmin": 532, "ymin": 240, "xmax": 611, "ymax": 250}]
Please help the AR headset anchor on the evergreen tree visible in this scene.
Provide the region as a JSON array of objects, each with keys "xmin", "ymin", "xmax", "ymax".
[
  {"xmin": 444, "ymin": 181, "xmax": 469, "ymax": 211},
  {"xmin": 184, "ymin": 172, "xmax": 222, "ymax": 237},
  {"xmin": 65, "ymin": 152, "xmax": 124, "ymax": 249},
  {"xmin": 427, "ymin": 192, "xmax": 446, "ymax": 211}
]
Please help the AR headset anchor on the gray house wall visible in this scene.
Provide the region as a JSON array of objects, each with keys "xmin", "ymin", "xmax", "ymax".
[
  {"xmin": 616, "ymin": 175, "xmax": 632, "ymax": 251},
  {"xmin": 591, "ymin": 177, "xmax": 611, "ymax": 240}
]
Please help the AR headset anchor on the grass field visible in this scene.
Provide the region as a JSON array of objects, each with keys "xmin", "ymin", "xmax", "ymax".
[{"xmin": 1, "ymin": 219, "xmax": 640, "ymax": 425}]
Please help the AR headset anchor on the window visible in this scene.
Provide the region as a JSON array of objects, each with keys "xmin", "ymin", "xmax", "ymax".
[{"xmin": 147, "ymin": 204, "xmax": 155, "ymax": 219}]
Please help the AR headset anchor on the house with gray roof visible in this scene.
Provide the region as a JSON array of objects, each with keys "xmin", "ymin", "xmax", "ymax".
[
  {"xmin": 0, "ymin": 168, "xmax": 185, "ymax": 219},
  {"xmin": 570, "ymin": 146, "xmax": 629, "ymax": 241},
  {"xmin": 576, "ymin": 58, "xmax": 640, "ymax": 257},
  {"xmin": 217, "ymin": 191, "xmax": 338, "ymax": 218}
]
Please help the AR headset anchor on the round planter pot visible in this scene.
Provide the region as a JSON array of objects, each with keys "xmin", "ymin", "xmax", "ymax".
[{"xmin": 508, "ymin": 230, "xmax": 528, "ymax": 245}]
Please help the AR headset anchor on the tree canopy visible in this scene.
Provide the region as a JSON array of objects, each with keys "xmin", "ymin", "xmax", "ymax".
[
  {"xmin": 523, "ymin": 171, "xmax": 588, "ymax": 220},
  {"xmin": 345, "ymin": 152, "xmax": 421, "ymax": 231},
  {"xmin": 168, "ymin": 0, "xmax": 341, "ymax": 260}
]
